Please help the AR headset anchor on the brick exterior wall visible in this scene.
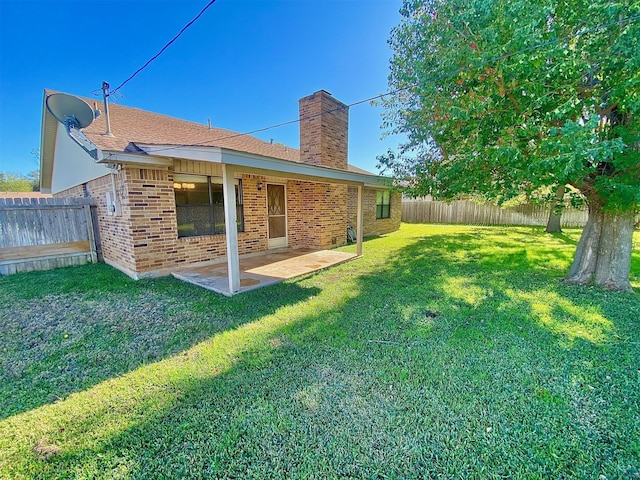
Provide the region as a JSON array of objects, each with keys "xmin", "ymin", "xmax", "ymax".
[
  {"xmin": 57, "ymin": 171, "xmax": 137, "ymax": 273},
  {"xmin": 287, "ymin": 181, "xmax": 348, "ymax": 248},
  {"xmin": 299, "ymin": 91, "xmax": 348, "ymax": 171},
  {"xmin": 56, "ymin": 166, "xmax": 398, "ymax": 277},
  {"xmin": 295, "ymin": 91, "xmax": 350, "ymax": 248},
  {"xmin": 57, "ymin": 167, "xmax": 270, "ymax": 278},
  {"xmin": 347, "ymin": 187, "xmax": 402, "ymax": 236}
]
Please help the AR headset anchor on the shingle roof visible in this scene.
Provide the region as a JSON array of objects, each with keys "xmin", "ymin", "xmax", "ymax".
[
  {"xmin": 44, "ymin": 90, "xmax": 374, "ymax": 175},
  {"xmin": 59, "ymin": 91, "xmax": 300, "ymax": 162}
]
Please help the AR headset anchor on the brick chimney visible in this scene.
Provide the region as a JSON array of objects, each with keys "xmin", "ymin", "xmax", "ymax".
[{"xmin": 299, "ymin": 90, "xmax": 348, "ymax": 170}]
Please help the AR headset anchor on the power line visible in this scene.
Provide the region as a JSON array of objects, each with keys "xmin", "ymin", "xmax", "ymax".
[
  {"xmin": 110, "ymin": 0, "xmax": 218, "ymax": 96},
  {"xmin": 132, "ymin": 12, "xmax": 640, "ymax": 156}
]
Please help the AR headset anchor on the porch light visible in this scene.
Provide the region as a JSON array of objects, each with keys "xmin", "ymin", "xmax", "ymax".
[{"xmin": 257, "ymin": 181, "xmax": 263, "ymax": 191}]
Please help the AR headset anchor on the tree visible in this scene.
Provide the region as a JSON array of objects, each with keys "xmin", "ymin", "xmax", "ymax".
[
  {"xmin": 0, "ymin": 172, "xmax": 36, "ymax": 192},
  {"xmin": 545, "ymin": 185, "xmax": 566, "ymax": 233},
  {"xmin": 29, "ymin": 147, "xmax": 41, "ymax": 192},
  {"xmin": 380, "ymin": 0, "xmax": 640, "ymax": 291},
  {"xmin": 26, "ymin": 170, "xmax": 40, "ymax": 192}
]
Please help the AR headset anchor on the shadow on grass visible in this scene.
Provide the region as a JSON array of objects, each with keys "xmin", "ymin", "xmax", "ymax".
[
  {"xmin": 0, "ymin": 263, "xmax": 320, "ymax": 420},
  {"xmin": 2, "ymin": 226, "xmax": 639, "ymax": 478},
  {"xmin": 549, "ymin": 231, "xmax": 580, "ymax": 246}
]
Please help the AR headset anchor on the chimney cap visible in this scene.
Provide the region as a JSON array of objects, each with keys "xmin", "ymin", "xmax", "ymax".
[{"xmin": 299, "ymin": 89, "xmax": 342, "ymax": 105}]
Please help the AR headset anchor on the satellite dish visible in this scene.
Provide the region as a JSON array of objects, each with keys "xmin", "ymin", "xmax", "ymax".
[
  {"xmin": 46, "ymin": 93, "xmax": 96, "ymax": 129},
  {"xmin": 46, "ymin": 93, "xmax": 103, "ymax": 161}
]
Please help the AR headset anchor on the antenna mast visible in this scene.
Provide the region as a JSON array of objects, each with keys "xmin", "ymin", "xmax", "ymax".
[{"xmin": 102, "ymin": 81, "xmax": 114, "ymax": 137}]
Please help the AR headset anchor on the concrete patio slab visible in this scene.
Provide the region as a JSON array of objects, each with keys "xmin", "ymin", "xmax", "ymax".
[{"xmin": 172, "ymin": 248, "xmax": 358, "ymax": 296}]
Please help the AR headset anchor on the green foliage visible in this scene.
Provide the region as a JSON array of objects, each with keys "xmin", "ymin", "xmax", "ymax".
[
  {"xmin": 380, "ymin": 0, "xmax": 640, "ymax": 213},
  {"xmin": 0, "ymin": 171, "xmax": 39, "ymax": 192},
  {"xmin": 0, "ymin": 226, "xmax": 638, "ymax": 478}
]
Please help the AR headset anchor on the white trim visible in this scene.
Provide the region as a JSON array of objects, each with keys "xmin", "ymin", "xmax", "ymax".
[
  {"xmin": 135, "ymin": 144, "xmax": 223, "ymax": 162},
  {"xmin": 222, "ymin": 164, "xmax": 240, "ymax": 293},
  {"xmin": 221, "ymin": 149, "xmax": 379, "ymax": 185},
  {"xmin": 97, "ymin": 151, "xmax": 173, "ymax": 167},
  {"xmin": 119, "ymin": 144, "xmax": 385, "ymax": 186},
  {"xmin": 356, "ymin": 185, "xmax": 363, "ymax": 256},
  {"xmin": 40, "ymin": 93, "xmax": 57, "ymax": 192}
]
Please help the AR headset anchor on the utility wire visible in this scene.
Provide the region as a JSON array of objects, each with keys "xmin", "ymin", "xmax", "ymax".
[
  {"xmin": 110, "ymin": 0, "xmax": 218, "ymax": 96},
  {"xmin": 132, "ymin": 12, "xmax": 640, "ymax": 156}
]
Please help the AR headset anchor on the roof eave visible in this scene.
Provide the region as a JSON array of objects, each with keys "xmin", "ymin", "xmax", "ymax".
[
  {"xmin": 97, "ymin": 150, "xmax": 174, "ymax": 168},
  {"xmin": 220, "ymin": 148, "xmax": 385, "ymax": 186},
  {"xmin": 40, "ymin": 90, "xmax": 57, "ymax": 193},
  {"xmin": 133, "ymin": 143, "xmax": 387, "ymax": 185}
]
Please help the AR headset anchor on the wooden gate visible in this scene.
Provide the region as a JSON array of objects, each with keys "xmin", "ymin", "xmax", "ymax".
[{"xmin": 0, "ymin": 197, "xmax": 100, "ymax": 275}]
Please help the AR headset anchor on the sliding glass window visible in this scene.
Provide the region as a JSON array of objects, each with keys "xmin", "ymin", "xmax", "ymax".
[{"xmin": 174, "ymin": 174, "xmax": 244, "ymax": 238}]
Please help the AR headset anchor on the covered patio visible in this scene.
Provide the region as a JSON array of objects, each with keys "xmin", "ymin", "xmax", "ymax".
[
  {"xmin": 116, "ymin": 146, "xmax": 376, "ymax": 294},
  {"xmin": 172, "ymin": 247, "xmax": 359, "ymax": 296}
]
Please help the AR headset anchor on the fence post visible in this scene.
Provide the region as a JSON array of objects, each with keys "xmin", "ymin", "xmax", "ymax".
[{"xmin": 84, "ymin": 203, "xmax": 98, "ymax": 264}]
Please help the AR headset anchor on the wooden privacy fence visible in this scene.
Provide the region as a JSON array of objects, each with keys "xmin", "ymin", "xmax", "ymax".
[
  {"xmin": 0, "ymin": 197, "xmax": 100, "ymax": 275},
  {"xmin": 402, "ymin": 199, "xmax": 589, "ymax": 227}
]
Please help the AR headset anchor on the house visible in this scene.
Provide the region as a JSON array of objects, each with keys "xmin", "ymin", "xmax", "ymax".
[{"xmin": 40, "ymin": 89, "xmax": 401, "ymax": 293}]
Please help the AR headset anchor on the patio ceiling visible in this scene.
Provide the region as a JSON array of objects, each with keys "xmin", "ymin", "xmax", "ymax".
[{"xmin": 97, "ymin": 144, "xmax": 370, "ymax": 295}]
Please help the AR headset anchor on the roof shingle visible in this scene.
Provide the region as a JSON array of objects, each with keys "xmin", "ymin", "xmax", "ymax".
[{"xmin": 44, "ymin": 90, "xmax": 375, "ymax": 176}]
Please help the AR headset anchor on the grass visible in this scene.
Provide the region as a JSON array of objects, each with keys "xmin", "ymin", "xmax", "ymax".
[{"xmin": 0, "ymin": 224, "xmax": 639, "ymax": 479}]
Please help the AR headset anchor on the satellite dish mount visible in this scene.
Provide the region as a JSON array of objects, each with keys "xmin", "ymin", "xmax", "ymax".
[{"xmin": 46, "ymin": 93, "xmax": 103, "ymax": 161}]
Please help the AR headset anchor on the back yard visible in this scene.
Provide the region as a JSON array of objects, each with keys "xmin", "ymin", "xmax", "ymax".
[{"xmin": 1, "ymin": 224, "xmax": 639, "ymax": 479}]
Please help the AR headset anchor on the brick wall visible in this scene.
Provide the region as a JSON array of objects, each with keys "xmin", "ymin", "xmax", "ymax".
[
  {"xmin": 287, "ymin": 181, "xmax": 348, "ymax": 248},
  {"xmin": 294, "ymin": 90, "xmax": 351, "ymax": 248},
  {"xmin": 347, "ymin": 187, "xmax": 402, "ymax": 236},
  {"xmin": 286, "ymin": 180, "xmax": 315, "ymax": 247},
  {"xmin": 56, "ymin": 165, "xmax": 394, "ymax": 278},
  {"xmin": 299, "ymin": 90, "xmax": 348, "ymax": 171},
  {"xmin": 57, "ymin": 170, "xmax": 137, "ymax": 273},
  {"xmin": 57, "ymin": 167, "xmax": 270, "ymax": 278},
  {"xmin": 240, "ymin": 174, "xmax": 269, "ymax": 253}
]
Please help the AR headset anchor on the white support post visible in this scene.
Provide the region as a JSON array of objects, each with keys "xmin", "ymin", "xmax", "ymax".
[
  {"xmin": 356, "ymin": 184, "xmax": 363, "ymax": 256},
  {"xmin": 222, "ymin": 164, "xmax": 240, "ymax": 293}
]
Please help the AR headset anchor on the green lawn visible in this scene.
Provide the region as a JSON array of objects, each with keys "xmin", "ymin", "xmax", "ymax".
[{"xmin": 1, "ymin": 224, "xmax": 639, "ymax": 479}]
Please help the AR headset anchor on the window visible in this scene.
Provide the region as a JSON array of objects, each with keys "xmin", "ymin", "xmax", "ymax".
[
  {"xmin": 376, "ymin": 190, "xmax": 391, "ymax": 219},
  {"xmin": 174, "ymin": 174, "xmax": 244, "ymax": 238}
]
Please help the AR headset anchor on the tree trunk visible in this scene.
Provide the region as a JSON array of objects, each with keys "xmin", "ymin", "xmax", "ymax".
[
  {"xmin": 564, "ymin": 202, "xmax": 634, "ymax": 292},
  {"xmin": 594, "ymin": 213, "xmax": 635, "ymax": 291},
  {"xmin": 545, "ymin": 185, "xmax": 565, "ymax": 233},
  {"xmin": 564, "ymin": 206, "xmax": 602, "ymax": 284}
]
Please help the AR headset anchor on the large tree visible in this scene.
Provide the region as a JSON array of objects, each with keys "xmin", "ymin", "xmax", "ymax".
[{"xmin": 380, "ymin": 0, "xmax": 640, "ymax": 291}]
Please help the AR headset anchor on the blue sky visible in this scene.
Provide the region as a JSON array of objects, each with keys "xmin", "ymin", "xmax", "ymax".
[{"xmin": 0, "ymin": 0, "xmax": 404, "ymax": 176}]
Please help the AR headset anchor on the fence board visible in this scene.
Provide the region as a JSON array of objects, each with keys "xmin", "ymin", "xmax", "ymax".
[
  {"xmin": 0, "ymin": 197, "xmax": 99, "ymax": 275},
  {"xmin": 402, "ymin": 199, "xmax": 589, "ymax": 227},
  {"xmin": 0, "ymin": 241, "xmax": 90, "ymax": 261}
]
